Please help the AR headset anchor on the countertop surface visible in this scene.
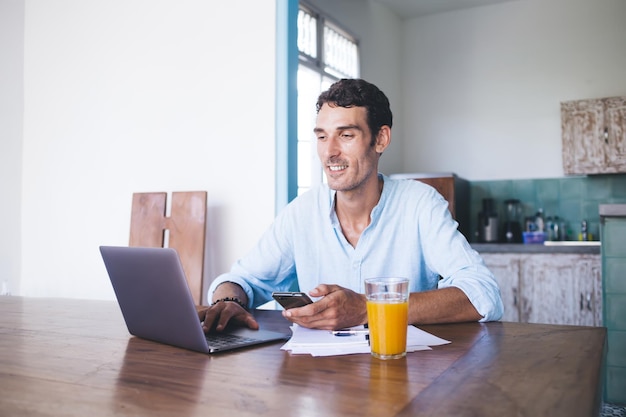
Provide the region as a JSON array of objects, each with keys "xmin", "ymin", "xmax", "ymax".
[
  {"xmin": 599, "ymin": 204, "xmax": 626, "ymax": 217},
  {"xmin": 471, "ymin": 242, "xmax": 601, "ymax": 254}
]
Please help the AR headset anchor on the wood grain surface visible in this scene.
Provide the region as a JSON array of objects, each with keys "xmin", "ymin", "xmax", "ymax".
[{"xmin": 0, "ymin": 297, "xmax": 605, "ymax": 417}]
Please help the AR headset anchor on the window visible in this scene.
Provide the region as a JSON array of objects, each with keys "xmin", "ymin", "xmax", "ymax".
[{"xmin": 296, "ymin": 4, "xmax": 359, "ymax": 195}]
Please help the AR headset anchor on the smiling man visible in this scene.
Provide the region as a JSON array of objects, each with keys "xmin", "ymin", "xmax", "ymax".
[{"xmin": 199, "ymin": 79, "xmax": 503, "ymax": 332}]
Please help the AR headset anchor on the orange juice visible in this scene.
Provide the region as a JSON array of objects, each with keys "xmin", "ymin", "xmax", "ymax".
[{"xmin": 366, "ymin": 299, "xmax": 408, "ymax": 359}]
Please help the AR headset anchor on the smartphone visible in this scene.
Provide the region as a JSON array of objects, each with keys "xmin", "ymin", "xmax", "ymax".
[{"xmin": 272, "ymin": 291, "xmax": 313, "ymax": 309}]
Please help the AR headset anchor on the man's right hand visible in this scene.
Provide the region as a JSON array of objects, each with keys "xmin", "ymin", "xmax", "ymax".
[
  {"xmin": 197, "ymin": 282, "xmax": 258, "ymax": 332},
  {"xmin": 197, "ymin": 301, "xmax": 259, "ymax": 333}
]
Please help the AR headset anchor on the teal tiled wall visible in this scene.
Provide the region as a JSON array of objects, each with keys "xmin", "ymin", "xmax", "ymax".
[
  {"xmin": 602, "ymin": 216, "xmax": 626, "ymax": 404},
  {"xmin": 469, "ymin": 174, "xmax": 626, "ymax": 242}
]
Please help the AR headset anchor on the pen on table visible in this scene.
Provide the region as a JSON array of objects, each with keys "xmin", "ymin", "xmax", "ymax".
[{"xmin": 331, "ymin": 329, "xmax": 370, "ymax": 336}]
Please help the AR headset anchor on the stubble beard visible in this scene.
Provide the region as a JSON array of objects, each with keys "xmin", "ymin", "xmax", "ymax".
[{"xmin": 327, "ymin": 164, "xmax": 376, "ymax": 193}]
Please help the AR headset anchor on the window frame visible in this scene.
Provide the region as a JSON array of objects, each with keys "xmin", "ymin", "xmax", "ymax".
[
  {"xmin": 275, "ymin": 1, "xmax": 299, "ymax": 212},
  {"xmin": 276, "ymin": 1, "xmax": 359, "ymax": 211},
  {"xmin": 294, "ymin": 3, "xmax": 360, "ymax": 197}
]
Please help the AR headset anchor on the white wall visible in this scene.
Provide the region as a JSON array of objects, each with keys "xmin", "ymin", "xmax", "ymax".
[
  {"xmin": 15, "ymin": 0, "xmax": 277, "ymax": 300},
  {"xmin": 400, "ymin": 0, "xmax": 626, "ymax": 180},
  {"xmin": 0, "ymin": 0, "xmax": 24, "ymax": 296}
]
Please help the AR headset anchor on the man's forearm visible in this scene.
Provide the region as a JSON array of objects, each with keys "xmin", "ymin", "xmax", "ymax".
[{"xmin": 408, "ymin": 287, "xmax": 482, "ymax": 325}]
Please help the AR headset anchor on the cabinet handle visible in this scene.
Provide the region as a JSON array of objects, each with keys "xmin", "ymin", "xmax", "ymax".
[
  {"xmin": 580, "ymin": 293, "xmax": 593, "ymax": 311},
  {"xmin": 604, "ymin": 127, "xmax": 609, "ymax": 144},
  {"xmin": 513, "ymin": 287, "xmax": 518, "ymax": 307}
]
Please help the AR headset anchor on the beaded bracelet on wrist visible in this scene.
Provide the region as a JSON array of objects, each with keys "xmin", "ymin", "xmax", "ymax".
[{"xmin": 212, "ymin": 297, "xmax": 247, "ymax": 310}]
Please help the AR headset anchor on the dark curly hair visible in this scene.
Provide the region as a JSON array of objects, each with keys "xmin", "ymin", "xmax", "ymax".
[{"xmin": 316, "ymin": 78, "xmax": 393, "ymax": 146}]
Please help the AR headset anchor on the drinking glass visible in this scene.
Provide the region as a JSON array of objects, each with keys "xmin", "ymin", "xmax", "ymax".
[{"xmin": 365, "ymin": 277, "xmax": 410, "ymax": 360}]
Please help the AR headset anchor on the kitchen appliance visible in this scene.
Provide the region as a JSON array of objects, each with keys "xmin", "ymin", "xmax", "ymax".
[
  {"xmin": 502, "ymin": 199, "xmax": 523, "ymax": 243},
  {"xmin": 478, "ymin": 198, "xmax": 499, "ymax": 243}
]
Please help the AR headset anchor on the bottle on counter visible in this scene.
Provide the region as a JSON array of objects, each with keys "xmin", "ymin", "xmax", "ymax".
[
  {"xmin": 546, "ymin": 216, "xmax": 554, "ymax": 241},
  {"xmin": 535, "ymin": 209, "xmax": 545, "ymax": 233},
  {"xmin": 562, "ymin": 220, "xmax": 572, "ymax": 241},
  {"xmin": 553, "ymin": 216, "xmax": 561, "ymax": 241},
  {"xmin": 579, "ymin": 220, "xmax": 591, "ymax": 241},
  {"xmin": 545, "ymin": 215, "xmax": 562, "ymax": 241}
]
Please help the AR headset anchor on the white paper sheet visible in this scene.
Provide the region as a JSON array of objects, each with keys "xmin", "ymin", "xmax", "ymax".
[{"xmin": 281, "ymin": 325, "xmax": 450, "ymax": 357}]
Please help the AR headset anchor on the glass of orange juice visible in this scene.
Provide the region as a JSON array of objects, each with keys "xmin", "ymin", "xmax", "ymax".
[{"xmin": 365, "ymin": 277, "xmax": 409, "ymax": 360}]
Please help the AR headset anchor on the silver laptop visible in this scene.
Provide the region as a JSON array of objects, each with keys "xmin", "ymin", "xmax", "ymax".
[{"xmin": 99, "ymin": 245, "xmax": 289, "ymax": 353}]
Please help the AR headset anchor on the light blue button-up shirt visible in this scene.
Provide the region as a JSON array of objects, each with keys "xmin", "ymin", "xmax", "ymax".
[{"xmin": 209, "ymin": 174, "xmax": 503, "ymax": 322}]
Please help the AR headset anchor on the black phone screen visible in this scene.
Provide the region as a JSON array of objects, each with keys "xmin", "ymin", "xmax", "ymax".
[{"xmin": 272, "ymin": 292, "xmax": 313, "ymax": 309}]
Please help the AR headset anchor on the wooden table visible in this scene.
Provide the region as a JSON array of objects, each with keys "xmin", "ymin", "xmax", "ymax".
[{"xmin": 0, "ymin": 297, "xmax": 606, "ymax": 417}]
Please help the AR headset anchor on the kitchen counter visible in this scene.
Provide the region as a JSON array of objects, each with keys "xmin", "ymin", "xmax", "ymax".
[
  {"xmin": 599, "ymin": 204, "xmax": 626, "ymax": 217},
  {"xmin": 471, "ymin": 242, "xmax": 601, "ymax": 254}
]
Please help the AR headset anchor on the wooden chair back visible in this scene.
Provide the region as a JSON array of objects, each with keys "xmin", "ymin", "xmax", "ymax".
[{"xmin": 129, "ymin": 191, "xmax": 207, "ymax": 305}]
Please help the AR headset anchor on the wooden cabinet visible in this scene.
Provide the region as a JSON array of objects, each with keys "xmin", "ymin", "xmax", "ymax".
[
  {"xmin": 561, "ymin": 96, "xmax": 626, "ymax": 174},
  {"xmin": 521, "ymin": 254, "xmax": 602, "ymax": 326},
  {"xmin": 482, "ymin": 253, "xmax": 602, "ymax": 326}
]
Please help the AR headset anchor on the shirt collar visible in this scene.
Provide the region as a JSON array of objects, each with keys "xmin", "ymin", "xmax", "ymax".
[{"xmin": 326, "ymin": 173, "xmax": 389, "ymax": 224}]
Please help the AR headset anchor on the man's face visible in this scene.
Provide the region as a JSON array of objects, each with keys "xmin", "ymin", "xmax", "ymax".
[{"xmin": 314, "ymin": 104, "xmax": 380, "ymax": 192}]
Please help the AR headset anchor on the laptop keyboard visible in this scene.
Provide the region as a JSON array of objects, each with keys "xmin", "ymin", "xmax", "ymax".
[{"xmin": 206, "ymin": 333, "xmax": 257, "ymax": 349}]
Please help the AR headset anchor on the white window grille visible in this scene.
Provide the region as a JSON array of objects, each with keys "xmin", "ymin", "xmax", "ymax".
[{"xmin": 296, "ymin": 5, "xmax": 359, "ymax": 195}]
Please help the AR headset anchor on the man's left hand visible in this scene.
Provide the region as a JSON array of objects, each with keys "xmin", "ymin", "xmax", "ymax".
[{"xmin": 282, "ymin": 284, "xmax": 367, "ymax": 330}]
